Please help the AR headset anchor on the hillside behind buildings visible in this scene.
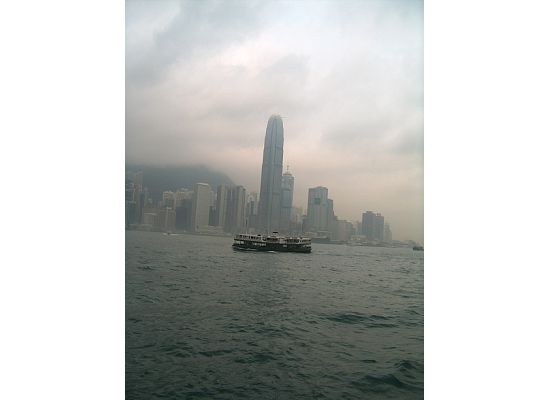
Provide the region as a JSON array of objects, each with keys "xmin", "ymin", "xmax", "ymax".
[{"xmin": 126, "ymin": 164, "xmax": 234, "ymax": 202}]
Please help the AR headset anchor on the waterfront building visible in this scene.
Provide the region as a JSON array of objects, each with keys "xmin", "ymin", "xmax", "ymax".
[
  {"xmin": 125, "ymin": 180, "xmax": 135, "ymax": 226},
  {"xmin": 362, "ymin": 211, "xmax": 385, "ymax": 241},
  {"xmin": 140, "ymin": 207, "xmax": 175, "ymax": 232},
  {"xmin": 125, "ymin": 176, "xmax": 147, "ymax": 226},
  {"xmin": 384, "ymin": 223, "xmax": 393, "ymax": 243},
  {"xmin": 246, "ymin": 192, "xmax": 259, "ymax": 215},
  {"xmin": 355, "ymin": 221, "xmax": 362, "ymax": 236},
  {"xmin": 191, "ymin": 183, "xmax": 212, "ymax": 232},
  {"xmin": 175, "ymin": 198, "xmax": 193, "ymax": 231},
  {"xmin": 224, "ymin": 185, "xmax": 247, "ymax": 233},
  {"xmin": 258, "ymin": 115, "xmax": 284, "ymax": 233},
  {"xmin": 306, "ymin": 186, "xmax": 330, "ymax": 232},
  {"xmin": 175, "ymin": 188, "xmax": 193, "ymax": 207},
  {"xmin": 362, "ymin": 211, "xmax": 376, "ymax": 240},
  {"xmin": 280, "ymin": 168, "xmax": 294, "ymax": 234},
  {"xmin": 159, "ymin": 208, "xmax": 176, "ymax": 232},
  {"xmin": 327, "ymin": 199, "xmax": 335, "ymax": 222},
  {"xmin": 209, "ymin": 205, "xmax": 217, "ymax": 226},
  {"xmin": 290, "ymin": 207, "xmax": 303, "ymax": 223},
  {"xmin": 162, "ymin": 191, "xmax": 175, "ymax": 209},
  {"xmin": 290, "ymin": 206, "xmax": 303, "ymax": 234},
  {"xmin": 142, "ymin": 212, "xmax": 156, "ymax": 227},
  {"xmin": 215, "ymin": 184, "xmax": 229, "ymax": 227},
  {"xmin": 375, "ymin": 213, "xmax": 385, "ymax": 242},
  {"xmin": 245, "ymin": 191, "xmax": 259, "ymax": 232},
  {"xmin": 335, "ymin": 219, "xmax": 354, "ymax": 242},
  {"xmin": 132, "ymin": 171, "xmax": 143, "ymax": 187}
]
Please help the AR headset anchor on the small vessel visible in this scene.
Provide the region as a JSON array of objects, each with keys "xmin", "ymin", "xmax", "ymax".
[
  {"xmin": 412, "ymin": 245, "xmax": 424, "ymax": 251},
  {"xmin": 233, "ymin": 233, "xmax": 312, "ymax": 253}
]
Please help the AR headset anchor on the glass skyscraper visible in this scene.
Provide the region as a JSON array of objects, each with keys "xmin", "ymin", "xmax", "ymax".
[
  {"xmin": 258, "ymin": 115, "xmax": 284, "ymax": 233},
  {"xmin": 280, "ymin": 169, "xmax": 294, "ymax": 234}
]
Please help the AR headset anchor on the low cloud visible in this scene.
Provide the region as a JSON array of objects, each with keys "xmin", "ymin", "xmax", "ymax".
[{"xmin": 126, "ymin": 0, "xmax": 424, "ymax": 241}]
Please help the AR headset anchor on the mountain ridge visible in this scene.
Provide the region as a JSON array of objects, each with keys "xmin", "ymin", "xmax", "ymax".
[{"xmin": 126, "ymin": 164, "xmax": 234, "ymax": 202}]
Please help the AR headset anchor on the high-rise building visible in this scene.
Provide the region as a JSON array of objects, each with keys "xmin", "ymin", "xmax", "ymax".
[
  {"xmin": 139, "ymin": 207, "xmax": 176, "ymax": 232},
  {"xmin": 384, "ymin": 223, "xmax": 393, "ymax": 243},
  {"xmin": 246, "ymin": 192, "xmax": 259, "ymax": 215},
  {"xmin": 334, "ymin": 219, "xmax": 353, "ymax": 242},
  {"xmin": 362, "ymin": 211, "xmax": 384, "ymax": 241},
  {"xmin": 162, "ymin": 191, "xmax": 175, "ymax": 209},
  {"xmin": 280, "ymin": 169, "xmax": 294, "ymax": 234},
  {"xmin": 142, "ymin": 212, "xmax": 157, "ymax": 227},
  {"xmin": 191, "ymin": 183, "xmax": 212, "ymax": 232},
  {"xmin": 125, "ymin": 180, "xmax": 135, "ymax": 227},
  {"xmin": 290, "ymin": 206, "xmax": 303, "ymax": 234},
  {"xmin": 133, "ymin": 171, "xmax": 143, "ymax": 187},
  {"xmin": 327, "ymin": 199, "xmax": 335, "ymax": 222},
  {"xmin": 362, "ymin": 211, "xmax": 376, "ymax": 240},
  {"xmin": 306, "ymin": 186, "xmax": 330, "ymax": 232},
  {"xmin": 224, "ymin": 185, "xmax": 246, "ymax": 233},
  {"xmin": 175, "ymin": 188, "xmax": 193, "ymax": 208},
  {"xmin": 175, "ymin": 198, "xmax": 193, "ymax": 231},
  {"xmin": 245, "ymin": 191, "xmax": 259, "ymax": 231},
  {"xmin": 354, "ymin": 221, "xmax": 362, "ymax": 236},
  {"xmin": 215, "ymin": 184, "xmax": 229, "ymax": 227},
  {"xmin": 374, "ymin": 213, "xmax": 385, "ymax": 242},
  {"xmin": 158, "ymin": 208, "xmax": 176, "ymax": 232},
  {"xmin": 258, "ymin": 115, "xmax": 284, "ymax": 233},
  {"xmin": 125, "ymin": 174, "xmax": 147, "ymax": 226}
]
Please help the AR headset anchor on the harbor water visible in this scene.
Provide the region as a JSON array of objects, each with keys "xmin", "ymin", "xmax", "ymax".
[{"xmin": 126, "ymin": 230, "xmax": 423, "ymax": 399}]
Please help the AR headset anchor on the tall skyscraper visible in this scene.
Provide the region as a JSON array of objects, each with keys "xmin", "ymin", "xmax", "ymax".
[
  {"xmin": 175, "ymin": 198, "xmax": 192, "ymax": 231},
  {"xmin": 362, "ymin": 211, "xmax": 376, "ymax": 240},
  {"xmin": 280, "ymin": 168, "xmax": 294, "ymax": 234},
  {"xmin": 362, "ymin": 211, "xmax": 384, "ymax": 241},
  {"xmin": 306, "ymin": 186, "xmax": 330, "ymax": 232},
  {"xmin": 215, "ymin": 184, "xmax": 229, "ymax": 228},
  {"xmin": 224, "ymin": 185, "xmax": 246, "ymax": 233},
  {"xmin": 258, "ymin": 115, "xmax": 284, "ymax": 233},
  {"xmin": 374, "ymin": 213, "xmax": 385, "ymax": 242},
  {"xmin": 191, "ymin": 183, "xmax": 212, "ymax": 232}
]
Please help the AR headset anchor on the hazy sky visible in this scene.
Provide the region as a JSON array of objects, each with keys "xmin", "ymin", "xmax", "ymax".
[{"xmin": 126, "ymin": 0, "xmax": 423, "ymax": 242}]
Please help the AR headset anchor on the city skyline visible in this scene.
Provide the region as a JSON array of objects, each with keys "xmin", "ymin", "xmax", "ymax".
[
  {"xmin": 126, "ymin": 165, "xmax": 407, "ymax": 244},
  {"xmin": 126, "ymin": 0, "xmax": 423, "ymax": 242}
]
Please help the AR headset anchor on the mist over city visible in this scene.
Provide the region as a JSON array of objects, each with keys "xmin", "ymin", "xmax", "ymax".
[
  {"xmin": 126, "ymin": 0, "xmax": 423, "ymax": 243},
  {"xmin": 125, "ymin": 1, "xmax": 425, "ymax": 397}
]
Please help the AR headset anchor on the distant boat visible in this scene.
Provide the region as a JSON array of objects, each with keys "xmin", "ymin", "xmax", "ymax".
[
  {"xmin": 412, "ymin": 245, "xmax": 424, "ymax": 251},
  {"xmin": 233, "ymin": 233, "xmax": 312, "ymax": 253}
]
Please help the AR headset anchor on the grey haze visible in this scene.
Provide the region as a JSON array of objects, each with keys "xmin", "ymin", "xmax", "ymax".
[{"xmin": 126, "ymin": 0, "xmax": 423, "ymax": 242}]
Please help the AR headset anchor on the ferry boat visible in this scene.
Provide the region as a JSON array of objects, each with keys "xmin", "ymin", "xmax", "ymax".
[{"xmin": 233, "ymin": 233, "xmax": 312, "ymax": 253}]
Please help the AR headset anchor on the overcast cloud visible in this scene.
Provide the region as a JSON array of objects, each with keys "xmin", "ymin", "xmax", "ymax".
[{"xmin": 126, "ymin": 0, "xmax": 423, "ymax": 242}]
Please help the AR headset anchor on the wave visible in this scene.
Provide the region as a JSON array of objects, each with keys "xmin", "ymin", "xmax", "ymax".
[
  {"xmin": 351, "ymin": 370, "xmax": 423, "ymax": 396},
  {"xmin": 324, "ymin": 312, "xmax": 397, "ymax": 328}
]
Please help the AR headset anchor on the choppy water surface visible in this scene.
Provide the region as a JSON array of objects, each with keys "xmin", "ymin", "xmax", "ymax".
[{"xmin": 126, "ymin": 231, "xmax": 423, "ymax": 399}]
